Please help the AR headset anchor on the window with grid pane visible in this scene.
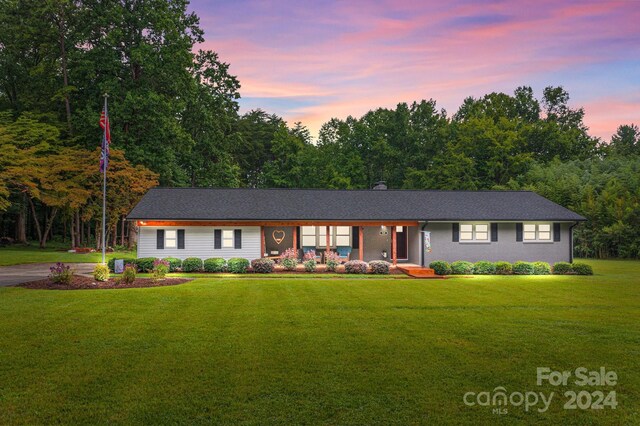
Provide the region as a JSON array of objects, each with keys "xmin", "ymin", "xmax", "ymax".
[
  {"xmin": 459, "ymin": 224, "xmax": 489, "ymax": 241},
  {"xmin": 222, "ymin": 230, "xmax": 234, "ymax": 248},
  {"xmin": 165, "ymin": 230, "xmax": 177, "ymax": 248},
  {"xmin": 538, "ymin": 224, "xmax": 551, "ymax": 240},
  {"xmin": 460, "ymin": 224, "xmax": 473, "ymax": 240},
  {"xmin": 335, "ymin": 226, "xmax": 350, "ymax": 246},
  {"xmin": 523, "ymin": 224, "xmax": 537, "ymax": 240},
  {"xmin": 301, "ymin": 226, "xmax": 316, "ymax": 247},
  {"xmin": 523, "ymin": 223, "xmax": 552, "ymax": 241}
]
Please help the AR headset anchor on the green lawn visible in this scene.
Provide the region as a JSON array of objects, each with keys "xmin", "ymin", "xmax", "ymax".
[
  {"xmin": 0, "ymin": 242, "xmax": 134, "ymax": 266},
  {"xmin": 0, "ymin": 259, "xmax": 638, "ymax": 425}
]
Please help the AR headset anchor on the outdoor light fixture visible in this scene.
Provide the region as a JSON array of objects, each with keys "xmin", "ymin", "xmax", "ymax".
[{"xmin": 380, "ymin": 226, "xmax": 388, "ymax": 235}]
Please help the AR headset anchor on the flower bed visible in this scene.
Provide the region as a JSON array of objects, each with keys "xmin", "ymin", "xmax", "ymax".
[{"xmin": 19, "ymin": 275, "xmax": 191, "ymax": 290}]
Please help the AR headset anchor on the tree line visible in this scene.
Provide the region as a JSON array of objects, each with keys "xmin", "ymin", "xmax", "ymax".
[{"xmin": 0, "ymin": 0, "xmax": 638, "ymax": 257}]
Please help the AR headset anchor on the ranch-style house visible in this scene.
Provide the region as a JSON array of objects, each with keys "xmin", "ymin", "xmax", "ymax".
[{"xmin": 127, "ymin": 185, "xmax": 586, "ymax": 266}]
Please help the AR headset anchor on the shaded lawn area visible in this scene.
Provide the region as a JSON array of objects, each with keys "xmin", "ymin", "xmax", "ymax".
[
  {"xmin": 0, "ymin": 242, "xmax": 134, "ymax": 266},
  {"xmin": 0, "ymin": 259, "xmax": 638, "ymax": 424}
]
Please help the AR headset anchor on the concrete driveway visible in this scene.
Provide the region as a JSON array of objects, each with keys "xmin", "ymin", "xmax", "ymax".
[{"xmin": 0, "ymin": 263, "xmax": 98, "ymax": 287}]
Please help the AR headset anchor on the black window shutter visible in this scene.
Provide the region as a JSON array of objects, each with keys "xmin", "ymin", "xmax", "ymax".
[
  {"xmin": 516, "ymin": 223, "xmax": 523, "ymax": 242},
  {"xmin": 352, "ymin": 226, "xmax": 360, "ymax": 249},
  {"xmin": 157, "ymin": 229, "xmax": 164, "ymax": 249},
  {"xmin": 177, "ymin": 229, "xmax": 185, "ymax": 249},
  {"xmin": 214, "ymin": 229, "xmax": 221, "ymax": 249},
  {"xmin": 234, "ymin": 229, "xmax": 242, "ymax": 249},
  {"xmin": 296, "ymin": 227, "xmax": 301, "ymax": 249},
  {"xmin": 553, "ymin": 223, "xmax": 561, "ymax": 242},
  {"xmin": 491, "ymin": 223, "xmax": 498, "ymax": 242},
  {"xmin": 452, "ymin": 223, "xmax": 459, "ymax": 242}
]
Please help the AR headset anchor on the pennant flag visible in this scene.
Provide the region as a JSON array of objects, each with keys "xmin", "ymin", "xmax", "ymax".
[
  {"xmin": 99, "ymin": 101, "xmax": 111, "ymax": 172},
  {"xmin": 424, "ymin": 231, "xmax": 432, "ymax": 253}
]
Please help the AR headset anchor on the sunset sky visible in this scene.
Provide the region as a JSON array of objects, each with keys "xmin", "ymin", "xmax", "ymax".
[{"xmin": 191, "ymin": 0, "xmax": 639, "ymax": 141}]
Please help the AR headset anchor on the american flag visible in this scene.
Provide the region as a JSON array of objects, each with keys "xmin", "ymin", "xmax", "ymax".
[{"xmin": 99, "ymin": 101, "xmax": 111, "ymax": 172}]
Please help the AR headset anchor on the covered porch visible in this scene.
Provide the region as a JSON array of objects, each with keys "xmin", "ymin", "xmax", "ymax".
[{"xmin": 260, "ymin": 221, "xmax": 420, "ymax": 265}]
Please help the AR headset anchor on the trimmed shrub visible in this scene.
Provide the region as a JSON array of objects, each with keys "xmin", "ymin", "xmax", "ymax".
[
  {"xmin": 93, "ymin": 264, "xmax": 110, "ymax": 282},
  {"xmin": 473, "ymin": 260, "xmax": 496, "ymax": 275},
  {"xmin": 553, "ymin": 262, "xmax": 573, "ymax": 275},
  {"xmin": 280, "ymin": 247, "xmax": 298, "ymax": 271},
  {"xmin": 49, "ymin": 262, "xmax": 74, "ymax": 284},
  {"xmin": 182, "ymin": 257, "xmax": 203, "ymax": 272},
  {"xmin": 344, "ymin": 260, "xmax": 368, "ymax": 274},
  {"xmin": 162, "ymin": 257, "xmax": 182, "ymax": 272},
  {"xmin": 121, "ymin": 264, "xmax": 136, "ymax": 284},
  {"xmin": 513, "ymin": 261, "xmax": 535, "ymax": 275},
  {"xmin": 494, "ymin": 261, "xmax": 513, "ymax": 275},
  {"xmin": 136, "ymin": 257, "xmax": 158, "ymax": 273},
  {"xmin": 228, "ymin": 258, "xmax": 250, "ymax": 274},
  {"xmin": 571, "ymin": 262, "xmax": 593, "ymax": 275},
  {"xmin": 251, "ymin": 258, "xmax": 274, "ymax": 273},
  {"xmin": 107, "ymin": 257, "xmax": 136, "ymax": 272},
  {"xmin": 303, "ymin": 251, "xmax": 317, "ymax": 272},
  {"xmin": 204, "ymin": 258, "xmax": 226, "ymax": 273},
  {"xmin": 451, "ymin": 260, "xmax": 474, "ymax": 275},
  {"xmin": 369, "ymin": 260, "xmax": 390, "ymax": 274},
  {"xmin": 303, "ymin": 259, "xmax": 317, "ymax": 272},
  {"xmin": 152, "ymin": 259, "xmax": 170, "ymax": 280},
  {"xmin": 429, "ymin": 260, "xmax": 451, "ymax": 275},
  {"xmin": 324, "ymin": 251, "xmax": 340, "ymax": 272},
  {"xmin": 533, "ymin": 261, "xmax": 551, "ymax": 275}
]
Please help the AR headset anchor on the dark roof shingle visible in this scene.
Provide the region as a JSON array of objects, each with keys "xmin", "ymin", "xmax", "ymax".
[{"xmin": 127, "ymin": 188, "xmax": 586, "ymax": 222}]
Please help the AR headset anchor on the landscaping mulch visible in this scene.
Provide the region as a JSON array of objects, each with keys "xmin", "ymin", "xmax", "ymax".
[{"xmin": 18, "ymin": 275, "xmax": 191, "ymax": 290}]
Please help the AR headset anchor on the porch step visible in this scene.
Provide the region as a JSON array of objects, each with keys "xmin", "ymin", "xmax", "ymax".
[{"xmin": 397, "ymin": 266, "xmax": 442, "ymax": 278}]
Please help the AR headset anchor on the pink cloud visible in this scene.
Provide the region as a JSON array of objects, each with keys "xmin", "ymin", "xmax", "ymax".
[
  {"xmin": 191, "ymin": 0, "xmax": 640, "ymax": 140},
  {"xmin": 582, "ymin": 96, "xmax": 640, "ymax": 141}
]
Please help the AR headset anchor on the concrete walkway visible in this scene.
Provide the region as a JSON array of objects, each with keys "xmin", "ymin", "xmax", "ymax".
[{"xmin": 0, "ymin": 263, "xmax": 98, "ymax": 287}]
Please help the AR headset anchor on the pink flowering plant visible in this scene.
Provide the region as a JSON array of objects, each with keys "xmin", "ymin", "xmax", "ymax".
[
  {"xmin": 344, "ymin": 260, "xmax": 368, "ymax": 274},
  {"xmin": 324, "ymin": 251, "xmax": 340, "ymax": 272},
  {"xmin": 152, "ymin": 259, "xmax": 170, "ymax": 280},
  {"xmin": 49, "ymin": 262, "xmax": 74, "ymax": 284},
  {"xmin": 280, "ymin": 247, "xmax": 298, "ymax": 270},
  {"xmin": 303, "ymin": 250, "xmax": 317, "ymax": 272}
]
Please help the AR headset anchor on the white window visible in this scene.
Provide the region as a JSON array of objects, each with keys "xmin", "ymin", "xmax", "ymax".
[
  {"xmin": 460, "ymin": 223, "xmax": 489, "ymax": 242},
  {"xmin": 318, "ymin": 226, "xmax": 335, "ymax": 247},
  {"xmin": 524, "ymin": 224, "xmax": 537, "ymax": 240},
  {"xmin": 524, "ymin": 223, "xmax": 552, "ymax": 241},
  {"xmin": 222, "ymin": 230, "xmax": 234, "ymax": 248},
  {"xmin": 301, "ymin": 226, "xmax": 352, "ymax": 247},
  {"xmin": 165, "ymin": 230, "xmax": 177, "ymax": 248},
  {"xmin": 335, "ymin": 226, "xmax": 351, "ymax": 246},
  {"xmin": 301, "ymin": 226, "xmax": 316, "ymax": 247},
  {"xmin": 538, "ymin": 224, "xmax": 551, "ymax": 240},
  {"xmin": 460, "ymin": 224, "xmax": 473, "ymax": 241},
  {"xmin": 475, "ymin": 224, "xmax": 488, "ymax": 241}
]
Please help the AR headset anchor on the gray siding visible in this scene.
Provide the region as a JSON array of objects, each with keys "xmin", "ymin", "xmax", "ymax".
[
  {"xmin": 422, "ymin": 222, "xmax": 572, "ymax": 265},
  {"xmin": 363, "ymin": 226, "xmax": 390, "ymax": 261},
  {"xmin": 407, "ymin": 226, "xmax": 421, "ymax": 264},
  {"xmin": 138, "ymin": 226, "xmax": 261, "ymax": 261},
  {"xmin": 362, "ymin": 226, "xmax": 416, "ymax": 263}
]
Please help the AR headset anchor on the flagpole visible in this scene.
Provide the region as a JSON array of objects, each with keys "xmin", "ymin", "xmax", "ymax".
[{"xmin": 101, "ymin": 93, "xmax": 108, "ymax": 264}]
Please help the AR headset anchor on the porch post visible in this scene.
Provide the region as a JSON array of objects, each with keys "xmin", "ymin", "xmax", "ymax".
[
  {"xmin": 260, "ymin": 226, "xmax": 265, "ymax": 257},
  {"xmin": 359, "ymin": 226, "xmax": 364, "ymax": 261},
  {"xmin": 325, "ymin": 225, "xmax": 331, "ymax": 257},
  {"xmin": 391, "ymin": 225, "xmax": 397, "ymax": 266},
  {"xmin": 292, "ymin": 226, "xmax": 297, "ymax": 254}
]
